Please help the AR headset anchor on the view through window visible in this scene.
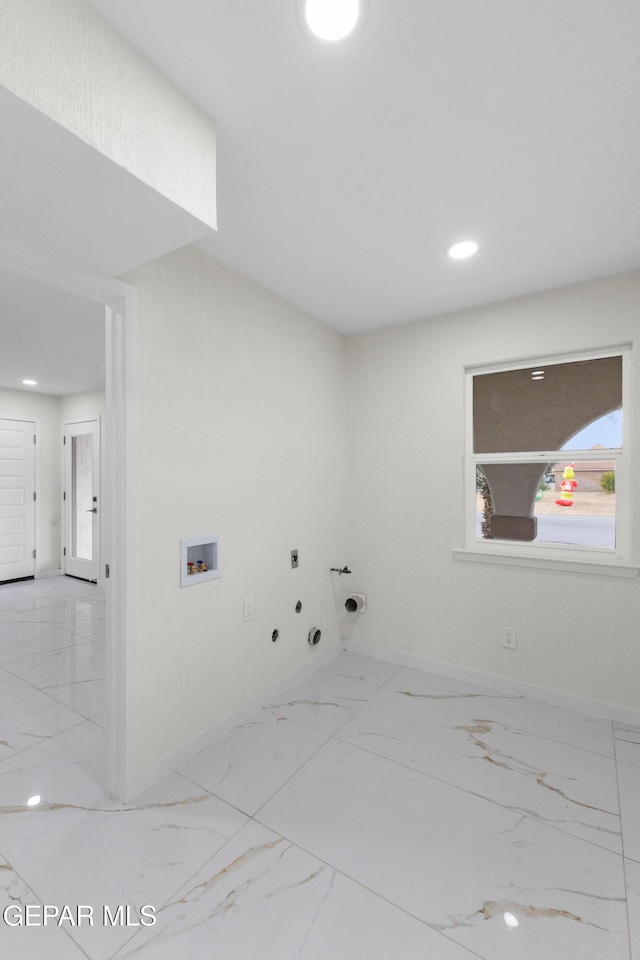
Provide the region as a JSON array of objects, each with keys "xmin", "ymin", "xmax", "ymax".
[{"xmin": 471, "ymin": 353, "xmax": 626, "ymax": 556}]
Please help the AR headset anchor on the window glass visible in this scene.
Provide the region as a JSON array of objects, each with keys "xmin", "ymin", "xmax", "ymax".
[
  {"xmin": 470, "ymin": 352, "xmax": 624, "ymax": 552},
  {"xmin": 562, "ymin": 409, "xmax": 622, "ymax": 450},
  {"xmin": 533, "ymin": 462, "xmax": 615, "ymax": 549},
  {"xmin": 473, "ymin": 356, "xmax": 622, "ymax": 453}
]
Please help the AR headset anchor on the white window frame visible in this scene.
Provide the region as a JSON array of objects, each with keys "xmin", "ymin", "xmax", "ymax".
[{"xmin": 454, "ymin": 344, "xmax": 639, "ymax": 578}]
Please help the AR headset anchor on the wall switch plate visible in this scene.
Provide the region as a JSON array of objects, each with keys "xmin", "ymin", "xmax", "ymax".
[
  {"xmin": 291, "ymin": 549, "xmax": 299, "ymax": 569},
  {"xmin": 243, "ymin": 597, "xmax": 255, "ymax": 622},
  {"xmin": 502, "ymin": 626, "xmax": 517, "ymax": 649}
]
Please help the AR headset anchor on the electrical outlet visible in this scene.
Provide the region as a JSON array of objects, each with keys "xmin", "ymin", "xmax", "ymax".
[
  {"xmin": 243, "ymin": 597, "xmax": 255, "ymax": 622},
  {"xmin": 502, "ymin": 626, "xmax": 517, "ymax": 649}
]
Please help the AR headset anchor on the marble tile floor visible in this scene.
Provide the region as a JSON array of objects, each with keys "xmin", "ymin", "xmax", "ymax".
[{"xmin": 0, "ymin": 578, "xmax": 638, "ymax": 959}]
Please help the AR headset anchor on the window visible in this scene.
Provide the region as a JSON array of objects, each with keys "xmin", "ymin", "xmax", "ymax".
[{"xmin": 455, "ymin": 347, "xmax": 637, "ymax": 577}]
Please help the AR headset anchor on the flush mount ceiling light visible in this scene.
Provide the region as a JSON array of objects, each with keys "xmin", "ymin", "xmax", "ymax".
[
  {"xmin": 447, "ymin": 240, "xmax": 479, "ymax": 260},
  {"xmin": 304, "ymin": 0, "xmax": 361, "ymax": 40},
  {"xmin": 22, "ymin": 379, "xmax": 37, "ymax": 386}
]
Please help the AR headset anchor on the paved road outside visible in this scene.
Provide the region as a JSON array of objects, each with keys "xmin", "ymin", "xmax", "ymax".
[{"xmin": 476, "ymin": 513, "xmax": 615, "ymax": 548}]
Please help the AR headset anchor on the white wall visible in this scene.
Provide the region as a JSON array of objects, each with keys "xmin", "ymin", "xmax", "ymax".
[
  {"xmin": 59, "ymin": 390, "xmax": 105, "ymax": 424},
  {"xmin": 123, "ymin": 246, "xmax": 346, "ymax": 772},
  {"xmin": 345, "ymin": 269, "xmax": 640, "ymax": 711},
  {"xmin": 0, "ymin": 388, "xmax": 60, "ymax": 576},
  {"xmin": 0, "ymin": 0, "xmax": 216, "ymax": 227}
]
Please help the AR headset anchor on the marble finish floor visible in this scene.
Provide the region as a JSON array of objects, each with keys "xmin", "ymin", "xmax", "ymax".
[{"xmin": 0, "ymin": 577, "xmax": 639, "ymax": 959}]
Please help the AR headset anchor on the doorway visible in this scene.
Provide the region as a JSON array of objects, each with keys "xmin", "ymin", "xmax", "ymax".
[
  {"xmin": 63, "ymin": 418, "xmax": 101, "ymax": 582},
  {"xmin": 0, "ymin": 234, "xmax": 138, "ymax": 802}
]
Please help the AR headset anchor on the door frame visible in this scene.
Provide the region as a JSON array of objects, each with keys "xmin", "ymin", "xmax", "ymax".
[
  {"xmin": 62, "ymin": 417, "xmax": 101, "ymax": 583},
  {"xmin": 0, "ymin": 233, "xmax": 138, "ymax": 803}
]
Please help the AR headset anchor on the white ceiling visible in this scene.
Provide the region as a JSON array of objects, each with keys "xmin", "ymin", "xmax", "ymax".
[
  {"xmin": 0, "ymin": 267, "xmax": 105, "ymax": 396},
  {"xmin": 82, "ymin": 0, "xmax": 640, "ymax": 333}
]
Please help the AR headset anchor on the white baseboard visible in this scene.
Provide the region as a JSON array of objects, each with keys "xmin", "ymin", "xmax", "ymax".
[
  {"xmin": 344, "ymin": 640, "xmax": 640, "ymax": 727},
  {"xmin": 35, "ymin": 568, "xmax": 63, "ymax": 579},
  {"xmin": 134, "ymin": 641, "xmax": 342, "ymax": 798}
]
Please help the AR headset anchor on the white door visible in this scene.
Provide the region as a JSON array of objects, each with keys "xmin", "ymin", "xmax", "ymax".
[
  {"xmin": 0, "ymin": 419, "xmax": 36, "ymax": 582},
  {"xmin": 64, "ymin": 419, "xmax": 100, "ymax": 582}
]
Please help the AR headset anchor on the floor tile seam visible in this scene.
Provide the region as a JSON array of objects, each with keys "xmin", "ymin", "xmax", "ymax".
[
  {"xmin": 41, "ymin": 694, "xmax": 105, "ymax": 723},
  {"xmin": 320, "ymin": 662, "xmax": 404, "ymax": 689},
  {"xmin": 619, "ymin": 852, "xmax": 635, "ymax": 960},
  {"xmin": 189, "ymin": 728, "xmax": 335, "ymax": 821},
  {"xmin": 616, "ymin": 753, "xmax": 640, "ymax": 774},
  {"xmin": 317, "ymin": 665, "xmax": 389, "ymax": 687},
  {"xmin": 615, "ymin": 734, "xmax": 640, "ymax": 752},
  {"xmin": 368, "ymin": 685, "xmax": 619, "ymax": 763},
  {"xmin": 0, "ymin": 675, "xmax": 90, "ymax": 716},
  {"xmin": 314, "ymin": 666, "xmax": 382, "ymax": 696},
  {"xmin": 0, "ymin": 663, "xmax": 77, "ymax": 701},
  {"xmin": 0, "ymin": 662, "xmax": 22, "ymax": 685},
  {"xmin": 0, "ymin": 846, "xmax": 98, "ymax": 957},
  {"xmin": 87, "ymin": 715, "xmax": 106, "ymax": 732},
  {"xmin": 0, "ymin": 639, "xmax": 85, "ymax": 667},
  {"xmin": 616, "ymin": 736, "xmax": 640, "ymax": 862},
  {"xmin": 322, "ymin": 679, "xmax": 391, "ymax": 737},
  {"xmin": 259, "ymin": 706, "xmax": 346, "ymax": 739},
  {"xmin": 617, "ymin": 757, "xmax": 640, "ymax": 770},
  {"xmin": 171, "ymin": 768, "xmax": 260, "ymax": 821},
  {"xmin": 64, "ymin": 926, "xmax": 98, "ymax": 960},
  {"xmin": 39, "ymin": 672, "xmax": 106, "ymax": 693},
  {"xmin": 0, "ymin": 615, "xmax": 40, "ymax": 625},
  {"xmin": 329, "ymin": 734, "xmax": 624, "ymax": 856},
  {"xmin": 102, "ymin": 774, "xmax": 257, "ymax": 951},
  {"xmin": 6, "ymin": 652, "xmax": 105, "ymax": 680},
  {"xmin": 36, "ymin": 603, "xmax": 103, "ymax": 619},
  {"xmin": 31, "ymin": 619, "xmax": 107, "ymax": 635},
  {"xmin": 246, "ymin": 817, "xmax": 489, "ymax": 960},
  {"xmin": 0, "ymin": 714, "xmax": 89, "ymax": 772},
  {"xmin": 1, "ymin": 870, "xmax": 99, "ymax": 960},
  {"xmin": 614, "ymin": 720, "xmax": 640, "ymax": 734}
]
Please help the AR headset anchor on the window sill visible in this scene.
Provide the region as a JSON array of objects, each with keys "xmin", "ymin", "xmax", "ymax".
[{"xmin": 453, "ymin": 547, "xmax": 640, "ymax": 578}]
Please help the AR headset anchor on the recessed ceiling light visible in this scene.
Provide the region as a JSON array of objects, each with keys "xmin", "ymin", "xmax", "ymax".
[
  {"xmin": 27, "ymin": 795, "xmax": 41, "ymax": 807},
  {"xmin": 447, "ymin": 240, "xmax": 479, "ymax": 260},
  {"xmin": 304, "ymin": 0, "xmax": 360, "ymax": 40},
  {"xmin": 22, "ymin": 379, "xmax": 37, "ymax": 386}
]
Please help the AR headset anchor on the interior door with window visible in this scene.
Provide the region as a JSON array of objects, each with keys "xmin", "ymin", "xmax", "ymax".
[
  {"xmin": 64, "ymin": 419, "xmax": 100, "ymax": 582},
  {"xmin": 0, "ymin": 418, "xmax": 35, "ymax": 582}
]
